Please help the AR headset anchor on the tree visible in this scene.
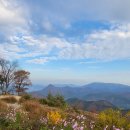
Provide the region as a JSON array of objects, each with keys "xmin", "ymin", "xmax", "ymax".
[
  {"xmin": 0, "ymin": 74, "xmax": 4, "ymax": 94},
  {"xmin": 14, "ymin": 70, "xmax": 31, "ymax": 95},
  {"xmin": 55, "ymin": 94, "xmax": 67, "ymax": 108},
  {"xmin": 0, "ymin": 58, "xmax": 18, "ymax": 94}
]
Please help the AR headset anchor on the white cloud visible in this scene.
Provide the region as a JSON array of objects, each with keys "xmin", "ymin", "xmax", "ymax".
[
  {"xmin": 27, "ymin": 57, "xmax": 57, "ymax": 64},
  {"xmin": 0, "ymin": 0, "xmax": 26, "ymax": 26},
  {"xmin": 0, "ymin": 34, "xmax": 69, "ymax": 61},
  {"xmin": 59, "ymin": 24, "xmax": 130, "ymax": 60},
  {"xmin": 0, "ymin": 0, "xmax": 25, "ymax": 25},
  {"xmin": 21, "ymin": 35, "xmax": 70, "ymax": 54},
  {"xmin": 22, "ymin": 0, "xmax": 130, "ymax": 27},
  {"xmin": 1, "ymin": 20, "xmax": 130, "ymax": 63},
  {"xmin": 27, "ymin": 58, "xmax": 49, "ymax": 64},
  {"xmin": 0, "ymin": 0, "xmax": 29, "ymax": 42}
]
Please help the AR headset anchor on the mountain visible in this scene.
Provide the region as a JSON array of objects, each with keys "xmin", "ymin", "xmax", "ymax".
[
  {"xmin": 30, "ymin": 84, "xmax": 79, "ymax": 98},
  {"xmin": 52, "ymin": 84, "xmax": 79, "ymax": 88},
  {"xmin": 66, "ymin": 98, "xmax": 117, "ymax": 112},
  {"xmin": 30, "ymin": 82, "xmax": 130, "ymax": 109}
]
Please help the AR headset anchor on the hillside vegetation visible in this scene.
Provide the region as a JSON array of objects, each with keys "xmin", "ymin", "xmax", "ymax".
[
  {"xmin": 1, "ymin": 58, "xmax": 130, "ymax": 130},
  {"xmin": 0, "ymin": 94, "xmax": 130, "ymax": 130}
]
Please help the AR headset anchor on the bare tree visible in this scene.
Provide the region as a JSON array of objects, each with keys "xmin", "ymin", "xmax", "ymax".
[
  {"xmin": 0, "ymin": 74, "xmax": 5, "ymax": 94},
  {"xmin": 14, "ymin": 70, "xmax": 31, "ymax": 95},
  {"xmin": 0, "ymin": 58, "xmax": 18, "ymax": 94}
]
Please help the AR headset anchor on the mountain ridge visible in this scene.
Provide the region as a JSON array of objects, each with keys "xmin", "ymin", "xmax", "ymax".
[
  {"xmin": 66, "ymin": 98, "xmax": 117, "ymax": 112},
  {"xmin": 30, "ymin": 82, "xmax": 130, "ymax": 109}
]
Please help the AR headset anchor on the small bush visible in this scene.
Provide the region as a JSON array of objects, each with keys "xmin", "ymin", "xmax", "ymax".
[
  {"xmin": 19, "ymin": 94, "xmax": 32, "ymax": 103},
  {"xmin": 40, "ymin": 93, "xmax": 67, "ymax": 109},
  {"xmin": 22, "ymin": 94, "xmax": 32, "ymax": 100},
  {"xmin": 0, "ymin": 96, "xmax": 17, "ymax": 104},
  {"xmin": 39, "ymin": 98, "xmax": 48, "ymax": 105},
  {"xmin": 95, "ymin": 109, "xmax": 130, "ymax": 129},
  {"xmin": 0, "ymin": 117, "xmax": 10, "ymax": 128}
]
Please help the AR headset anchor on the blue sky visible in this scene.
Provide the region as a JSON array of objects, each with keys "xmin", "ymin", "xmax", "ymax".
[{"xmin": 0, "ymin": 0, "xmax": 130, "ymax": 85}]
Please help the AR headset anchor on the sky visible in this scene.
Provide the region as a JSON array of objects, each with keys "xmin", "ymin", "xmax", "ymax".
[{"xmin": 0, "ymin": 0, "xmax": 130, "ymax": 85}]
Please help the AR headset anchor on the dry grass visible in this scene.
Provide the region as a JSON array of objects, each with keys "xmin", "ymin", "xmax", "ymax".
[
  {"xmin": 0, "ymin": 96, "xmax": 18, "ymax": 103},
  {"xmin": 0, "ymin": 95, "xmax": 21, "ymax": 105},
  {"xmin": 0, "ymin": 100, "xmax": 8, "ymax": 112},
  {"xmin": 22, "ymin": 100, "xmax": 43, "ymax": 114},
  {"xmin": 0, "ymin": 95, "xmax": 21, "ymax": 101}
]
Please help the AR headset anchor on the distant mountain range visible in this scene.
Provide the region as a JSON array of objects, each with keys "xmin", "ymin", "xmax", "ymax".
[
  {"xmin": 66, "ymin": 98, "xmax": 117, "ymax": 112},
  {"xmin": 30, "ymin": 82, "xmax": 130, "ymax": 109},
  {"xmin": 28, "ymin": 84, "xmax": 77, "ymax": 92}
]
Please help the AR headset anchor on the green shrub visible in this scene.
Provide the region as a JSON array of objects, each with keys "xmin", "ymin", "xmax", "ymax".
[
  {"xmin": 8, "ymin": 112, "xmax": 22, "ymax": 130},
  {"xmin": 39, "ymin": 98, "xmax": 48, "ymax": 105},
  {"xmin": 0, "ymin": 117, "xmax": 10, "ymax": 128},
  {"xmin": 22, "ymin": 94, "xmax": 32, "ymax": 100},
  {"xmin": 40, "ymin": 93, "xmax": 67, "ymax": 109}
]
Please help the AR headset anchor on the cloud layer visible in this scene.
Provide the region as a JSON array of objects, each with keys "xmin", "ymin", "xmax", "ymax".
[
  {"xmin": 0, "ymin": 0, "xmax": 130, "ymax": 64},
  {"xmin": 1, "ymin": 23, "xmax": 130, "ymax": 64}
]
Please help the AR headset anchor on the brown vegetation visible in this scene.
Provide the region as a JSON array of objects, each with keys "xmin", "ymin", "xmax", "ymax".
[
  {"xmin": 0, "ymin": 96, "xmax": 17, "ymax": 103},
  {"xmin": 0, "ymin": 100, "xmax": 8, "ymax": 112}
]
